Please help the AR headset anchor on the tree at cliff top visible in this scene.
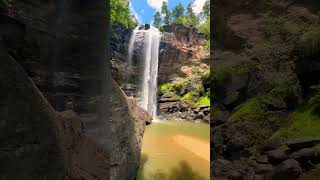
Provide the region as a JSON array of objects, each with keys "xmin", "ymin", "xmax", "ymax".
[
  {"xmin": 110, "ymin": 0, "xmax": 137, "ymax": 29},
  {"xmin": 161, "ymin": 1, "xmax": 171, "ymax": 25},
  {"xmin": 153, "ymin": 12, "xmax": 162, "ymax": 28}
]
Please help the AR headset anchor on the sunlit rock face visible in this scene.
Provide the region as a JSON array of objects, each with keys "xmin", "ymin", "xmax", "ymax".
[{"xmin": 158, "ymin": 24, "xmax": 206, "ymax": 84}]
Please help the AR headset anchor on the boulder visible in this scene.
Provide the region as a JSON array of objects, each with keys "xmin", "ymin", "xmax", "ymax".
[
  {"xmin": 290, "ymin": 147, "xmax": 320, "ymax": 167},
  {"xmin": 256, "ymin": 155, "xmax": 269, "ymax": 164},
  {"xmin": 258, "ymin": 139, "xmax": 285, "ymax": 152},
  {"xmin": 286, "ymin": 138, "xmax": 320, "ymax": 151},
  {"xmin": 266, "ymin": 149, "xmax": 289, "ymax": 165},
  {"xmin": 159, "ymin": 101, "xmax": 186, "ymax": 113},
  {"xmin": 254, "ymin": 163, "xmax": 273, "ymax": 174},
  {"xmin": 268, "ymin": 159, "xmax": 302, "ymax": 180},
  {"xmin": 127, "ymin": 96, "xmax": 152, "ymax": 125}
]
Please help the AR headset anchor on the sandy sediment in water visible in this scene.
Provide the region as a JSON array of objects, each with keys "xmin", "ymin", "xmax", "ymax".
[{"xmin": 172, "ymin": 135, "xmax": 210, "ymax": 162}]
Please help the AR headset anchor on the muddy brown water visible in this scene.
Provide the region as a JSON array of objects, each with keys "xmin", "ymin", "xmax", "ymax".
[{"xmin": 137, "ymin": 120, "xmax": 210, "ymax": 180}]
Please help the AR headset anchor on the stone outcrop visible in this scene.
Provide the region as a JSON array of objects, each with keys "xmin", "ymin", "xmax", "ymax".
[{"xmin": 158, "ymin": 24, "xmax": 207, "ymax": 84}]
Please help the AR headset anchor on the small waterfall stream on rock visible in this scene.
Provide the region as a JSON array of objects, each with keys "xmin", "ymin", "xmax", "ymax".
[{"xmin": 127, "ymin": 26, "xmax": 161, "ymax": 120}]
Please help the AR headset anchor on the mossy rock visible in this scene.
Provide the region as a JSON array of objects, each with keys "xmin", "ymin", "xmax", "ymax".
[
  {"xmin": 227, "ymin": 97, "xmax": 284, "ymax": 145},
  {"xmin": 213, "ymin": 53, "xmax": 254, "ymax": 85}
]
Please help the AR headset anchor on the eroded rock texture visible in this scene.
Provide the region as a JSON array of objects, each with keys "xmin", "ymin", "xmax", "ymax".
[
  {"xmin": 212, "ymin": 0, "xmax": 320, "ymax": 179},
  {"xmin": 158, "ymin": 24, "xmax": 207, "ymax": 84}
]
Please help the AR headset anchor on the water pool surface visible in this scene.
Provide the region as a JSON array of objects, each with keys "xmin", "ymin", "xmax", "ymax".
[{"xmin": 137, "ymin": 120, "xmax": 210, "ymax": 180}]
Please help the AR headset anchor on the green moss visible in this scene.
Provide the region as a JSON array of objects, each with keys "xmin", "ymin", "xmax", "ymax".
[
  {"xmin": 229, "ymin": 97, "xmax": 270, "ymax": 122},
  {"xmin": 182, "ymin": 92, "xmax": 196, "ymax": 106},
  {"xmin": 195, "ymin": 96, "xmax": 210, "ymax": 107},
  {"xmin": 228, "ymin": 97, "xmax": 280, "ymax": 144},
  {"xmin": 214, "ymin": 59, "xmax": 253, "ymax": 85},
  {"xmin": 162, "ymin": 91, "xmax": 180, "ymax": 101},
  {"xmin": 159, "ymin": 79, "xmax": 190, "ymax": 94},
  {"xmin": 160, "ymin": 83, "xmax": 176, "ymax": 91},
  {"xmin": 271, "ymin": 111, "xmax": 320, "ymax": 140}
]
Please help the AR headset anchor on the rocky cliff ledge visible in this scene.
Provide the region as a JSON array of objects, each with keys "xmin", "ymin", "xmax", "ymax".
[{"xmin": 158, "ymin": 24, "xmax": 207, "ymax": 84}]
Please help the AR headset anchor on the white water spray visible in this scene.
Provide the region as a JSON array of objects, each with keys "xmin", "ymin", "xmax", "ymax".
[
  {"xmin": 141, "ymin": 27, "xmax": 161, "ymax": 120},
  {"xmin": 127, "ymin": 26, "xmax": 161, "ymax": 120},
  {"xmin": 127, "ymin": 26, "xmax": 139, "ymax": 73}
]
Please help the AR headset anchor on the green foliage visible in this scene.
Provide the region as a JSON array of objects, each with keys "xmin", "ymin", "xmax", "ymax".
[
  {"xmin": 172, "ymin": 3, "xmax": 185, "ymax": 20},
  {"xmin": 187, "ymin": 3, "xmax": 197, "ymax": 20},
  {"xmin": 203, "ymin": 40, "xmax": 210, "ymax": 49},
  {"xmin": 298, "ymin": 28, "xmax": 320, "ymax": 57},
  {"xmin": 111, "ymin": 0, "xmax": 137, "ymax": 29},
  {"xmin": 161, "ymin": 1, "xmax": 171, "ymax": 25},
  {"xmin": 153, "ymin": 11, "xmax": 162, "ymax": 28},
  {"xmin": 199, "ymin": 0, "xmax": 210, "ymax": 21},
  {"xmin": 197, "ymin": 17, "xmax": 210, "ymax": 36}
]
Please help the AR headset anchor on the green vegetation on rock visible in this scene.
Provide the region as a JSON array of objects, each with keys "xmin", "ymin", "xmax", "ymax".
[
  {"xmin": 271, "ymin": 91, "xmax": 320, "ymax": 140},
  {"xmin": 160, "ymin": 65, "xmax": 210, "ymax": 109}
]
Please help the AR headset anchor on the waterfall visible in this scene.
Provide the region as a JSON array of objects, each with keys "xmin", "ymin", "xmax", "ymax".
[
  {"xmin": 127, "ymin": 26, "xmax": 139, "ymax": 79},
  {"xmin": 141, "ymin": 27, "xmax": 161, "ymax": 120},
  {"xmin": 127, "ymin": 26, "xmax": 161, "ymax": 120}
]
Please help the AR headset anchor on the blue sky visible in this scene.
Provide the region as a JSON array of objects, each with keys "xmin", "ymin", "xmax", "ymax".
[{"xmin": 129, "ymin": 0, "xmax": 207, "ymax": 24}]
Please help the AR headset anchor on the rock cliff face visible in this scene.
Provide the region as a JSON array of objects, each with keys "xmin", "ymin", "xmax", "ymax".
[
  {"xmin": 158, "ymin": 24, "xmax": 207, "ymax": 84},
  {"xmin": 213, "ymin": 0, "xmax": 320, "ymax": 179},
  {"xmin": 0, "ymin": 1, "xmax": 145, "ymax": 180}
]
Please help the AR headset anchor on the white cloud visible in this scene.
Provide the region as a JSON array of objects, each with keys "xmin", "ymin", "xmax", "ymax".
[
  {"xmin": 147, "ymin": 0, "xmax": 168, "ymax": 11},
  {"xmin": 192, "ymin": 0, "xmax": 207, "ymax": 14},
  {"xmin": 129, "ymin": 2, "xmax": 142, "ymax": 23}
]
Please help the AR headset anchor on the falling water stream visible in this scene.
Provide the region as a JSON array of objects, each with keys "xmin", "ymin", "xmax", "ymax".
[
  {"xmin": 127, "ymin": 26, "xmax": 160, "ymax": 120},
  {"xmin": 128, "ymin": 26, "xmax": 209, "ymax": 180}
]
